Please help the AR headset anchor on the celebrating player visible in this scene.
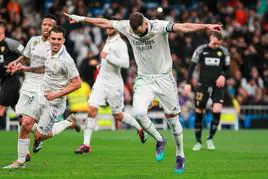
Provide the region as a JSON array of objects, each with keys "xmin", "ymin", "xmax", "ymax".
[
  {"xmin": 4, "ymin": 26, "xmax": 81, "ymax": 169},
  {"xmin": 6, "ymin": 14, "xmax": 57, "ymax": 159},
  {"xmin": 65, "ymin": 11, "xmax": 222, "ymax": 173}
]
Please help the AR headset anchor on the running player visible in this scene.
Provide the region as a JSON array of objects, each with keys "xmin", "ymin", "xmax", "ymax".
[
  {"xmin": 4, "ymin": 26, "xmax": 81, "ymax": 169},
  {"xmin": 6, "ymin": 14, "xmax": 57, "ymax": 160},
  {"xmin": 74, "ymin": 19, "xmax": 147, "ymax": 154}
]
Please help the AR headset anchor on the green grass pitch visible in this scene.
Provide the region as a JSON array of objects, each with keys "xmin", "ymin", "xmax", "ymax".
[{"xmin": 0, "ymin": 129, "xmax": 268, "ymax": 179}]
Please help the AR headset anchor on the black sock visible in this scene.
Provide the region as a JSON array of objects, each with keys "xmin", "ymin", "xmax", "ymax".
[
  {"xmin": 194, "ymin": 112, "xmax": 204, "ymax": 143},
  {"xmin": 208, "ymin": 112, "xmax": 221, "ymax": 140},
  {"xmin": 0, "ymin": 115, "xmax": 6, "ymax": 129}
]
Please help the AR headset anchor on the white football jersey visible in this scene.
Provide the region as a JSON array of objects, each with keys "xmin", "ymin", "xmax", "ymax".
[
  {"xmin": 112, "ymin": 19, "xmax": 173, "ymax": 75},
  {"xmin": 41, "ymin": 45, "xmax": 79, "ymax": 105},
  {"xmin": 21, "ymin": 36, "xmax": 47, "ymax": 95},
  {"xmin": 97, "ymin": 34, "xmax": 129, "ymax": 86}
]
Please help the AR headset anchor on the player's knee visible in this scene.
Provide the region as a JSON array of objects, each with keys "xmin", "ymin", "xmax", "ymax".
[
  {"xmin": 132, "ymin": 107, "xmax": 147, "ymax": 120},
  {"xmin": 165, "ymin": 113, "xmax": 177, "ymax": 119},
  {"xmin": 0, "ymin": 106, "xmax": 6, "ymax": 116},
  {"xmin": 88, "ymin": 106, "xmax": 98, "ymax": 118},
  {"xmin": 113, "ymin": 112, "xmax": 123, "ymax": 121},
  {"xmin": 196, "ymin": 108, "xmax": 205, "ymax": 113},
  {"xmin": 21, "ymin": 118, "xmax": 34, "ymax": 133},
  {"xmin": 212, "ymin": 103, "xmax": 222, "ymax": 113},
  {"xmin": 213, "ymin": 108, "xmax": 221, "ymax": 113}
]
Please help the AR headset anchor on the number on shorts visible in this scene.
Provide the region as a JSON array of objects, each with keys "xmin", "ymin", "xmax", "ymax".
[{"xmin": 196, "ymin": 92, "xmax": 203, "ymax": 101}]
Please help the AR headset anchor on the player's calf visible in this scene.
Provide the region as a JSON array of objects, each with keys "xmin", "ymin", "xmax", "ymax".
[
  {"xmin": 67, "ymin": 114, "xmax": 81, "ymax": 132},
  {"xmin": 138, "ymin": 129, "xmax": 147, "ymax": 144}
]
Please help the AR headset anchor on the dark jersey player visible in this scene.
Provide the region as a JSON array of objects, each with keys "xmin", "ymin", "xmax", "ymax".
[
  {"xmin": 184, "ymin": 32, "xmax": 230, "ymax": 151},
  {"xmin": 0, "ymin": 20, "xmax": 24, "ymax": 128}
]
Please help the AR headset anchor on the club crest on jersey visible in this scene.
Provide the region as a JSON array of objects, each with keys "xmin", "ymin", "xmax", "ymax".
[
  {"xmin": 205, "ymin": 57, "xmax": 220, "ymax": 66},
  {"xmin": 217, "ymin": 51, "xmax": 222, "ymax": 57},
  {"xmin": 33, "ymin": 41, "xmax": 38, "ymax": 46},
  {"xmin": 0, "ymin": 46, "xmax": 5, "ymax": 52}
]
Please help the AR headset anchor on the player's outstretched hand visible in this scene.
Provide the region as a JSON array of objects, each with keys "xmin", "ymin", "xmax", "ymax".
[
  {"xmin": 5, "ymin": 62, "xmax": 25, "ymax": 75},
  {"xmin": 64, "ymin": 13, "xmax": 85, "ymax": 23},
  {"xmin": 15, "ymin": 63, "xmax": 26, "ymax": 71},
  {"xmin": 216, "ymin": 75, "xmax": 225, "ymax": 88},
  {"xmin": 207, "ymin": 24, "xmax": 222, "ymax": 33},
  {"xmin": 183, "ymin": 84, "xmax": 192, "ymax": 96},
  {"xmin": 5, "ymin": 61, "xmax": 17, "ymax": 74}
]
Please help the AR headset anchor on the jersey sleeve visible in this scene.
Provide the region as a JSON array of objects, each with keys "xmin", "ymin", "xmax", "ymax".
[
  {"xmin": 64, "ymin": 56, "xmax": 79, "ymax": 80},
  {"xmin": 191, "ymin": 45, "xmax": 206, "ymax": 63},
  {"xmin": 112, "ymin": 20, "xmax": 129, "ymax": 35},
  {"xmin": 23, "ymin": 37, "xmax": 34, "ymax": 58},
  {"xmin": 156, "ymin": 20, "xmax": 174, "ymax": 35},
  {"xmin": 220, "ymin": 46, "xmax": 230, "ymax": 66},
  {"xmin": 106, "ymin": 40, "xmax": 129, "ymax": 68},
  {"xmin": 6, "ymin": 38, "xmax": 24, "ymax": 55}
]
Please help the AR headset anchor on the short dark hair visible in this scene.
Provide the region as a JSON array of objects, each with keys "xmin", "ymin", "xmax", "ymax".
[
  {"xmin": 211, "ymin": 31, "xmax": 223, "ymax": 40},
  {"xmin": 42, "ymin": 13, "xmax": 57, "ymax": 22},
  {"xmin": 109, "ymin": 16, "xmax": 121, "ymax": 21},
  {"xmin": 129, "ymin": 12, "xmax": 144, "ymax": 30},
  {"xmin": 50, "ymin": 26, "xmax": 66, "ymax": 37},
  {"xmin": 0, "ymin": 19, "xmax": 6, "ymax": 28}
]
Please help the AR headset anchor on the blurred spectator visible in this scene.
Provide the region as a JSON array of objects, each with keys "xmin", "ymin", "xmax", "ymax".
[{"xmin": 7, "ymin": 0, "xmax": 21, "ymax": 16}]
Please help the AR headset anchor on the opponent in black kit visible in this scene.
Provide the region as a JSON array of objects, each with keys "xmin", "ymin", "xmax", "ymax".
[
  {"xmin": 0, "ymin": 20, "xmax": 24, "ymax": 128},
  {"xmin": 184, "ymin": 32, "xmax": 230, "ymax": 151}
]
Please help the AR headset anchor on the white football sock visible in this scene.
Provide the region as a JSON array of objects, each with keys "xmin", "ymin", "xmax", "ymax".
[
  {"xmin": 83, "ymin": 117, "xmax": 95, "ymax": 146},
  {"xmin": 167, "ymin": 116, "xmax": 184, "ymax": 157},
  {"xmin": 17, "ymin": 138, "xmax": 30, "ymax": 163},
  {"xmin": 52, "ymin": 120, "xmax": 72, "ymax": 136},
  {"xmin": 136, "ymin": 114, "xmax": 163, "ymax": 142},
  {"xmin": 121, "ymin": 112, "xmax": 141, "ymax": 130}
]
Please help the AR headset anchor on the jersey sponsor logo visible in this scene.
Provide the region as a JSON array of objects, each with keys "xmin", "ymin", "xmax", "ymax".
[
  {"xmin": 132, "ymin": 39, "xmax": 155, "ymax": 51},
  {"xmin": 32, "ymin": 54, "xmax": 47, "ymax": 61},
  {"xmin": 217, "ymin": 51, "xmax": 223, "ymax": 57},
  {"xmin": 204, "ymin": 57, "xmax": 220, "ymax": 66},
  {"xmin": 0, "ymin": 46, "xmax": 5, "ymax": 52},
  {"xmin": 203, "ymin": 52, "xmax": 209, "ymax": 55}
]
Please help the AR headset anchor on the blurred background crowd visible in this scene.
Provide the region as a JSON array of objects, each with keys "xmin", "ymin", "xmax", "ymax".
[{"xmin": 0, "ymin": 0, "xmax": 268, "ymax": 110}]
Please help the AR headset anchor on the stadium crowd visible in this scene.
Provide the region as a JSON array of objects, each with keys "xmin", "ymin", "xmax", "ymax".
[{"xmin": 0, "ymin": 0, "xmax": 267, "ymax": 108}]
